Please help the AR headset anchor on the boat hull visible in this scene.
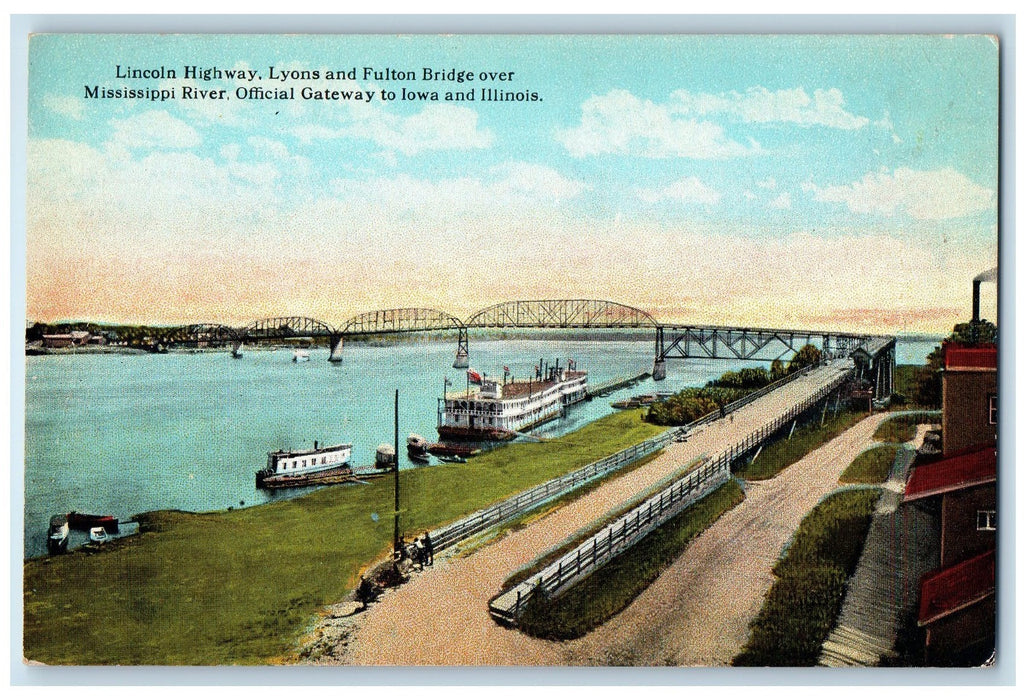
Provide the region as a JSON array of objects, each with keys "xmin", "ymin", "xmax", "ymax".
[
  {"xmin": 255, "ymin": 464, "xmax": 355, "ymax": 489},
  {"xmin": 47, "ymin": 515, "xmax": 69, "ymax": 554},
  {"xmin": 67, "ymin": 512, "xmax": 119, "ymax": 533},
  {"xmin": 437, "ymin": 425, "xmax": 516, "ymax": 442},
  {"xmin": 426, "ymin": 442, "xmax": 482, "ymax": 457}
]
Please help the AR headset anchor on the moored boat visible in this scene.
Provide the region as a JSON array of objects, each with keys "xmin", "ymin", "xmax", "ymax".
[
  {"xmin": 67, "ymin": 511, "xmax": 119, "ymax": 533},
  {"xmin": 256, "ymin": 440, "xmax": 353, "ymax": 488},
  {"xmin": 407, "ymin": 433, "xmax": 430, "ymax": 456},
  {"xmin": 47, "ymin": 514, "xmax": 69, "ymax": 554},
  {"xmin": 292, "ymin": 349, "xmax": 310, "ymax": 362},
  {"xmin": 426, "ymin": 442, "xmax": 482, "ymax": 458},
  {"xmin": 89, "ymin": 526, "xmax": 108, "ymax": 543},
  {"xmin": 438, "ymin": 359, "xmax": 587, "ymax": 441},
  {"xmin": 436, "ymin": 454, "xmax": 467, "ymax": 464},
  {"xmin": 375, "ymin": 443, "xmax": 396, "ymax": 469}
]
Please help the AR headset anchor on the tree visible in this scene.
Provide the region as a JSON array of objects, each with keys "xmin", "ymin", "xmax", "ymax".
[
  {"xmin": 738, "ymin": 367, "xmax": 771, "ymax": 389},
  {"xmin": 770, "ymin": 359, "xmax": 786, "ymax": 382},
  {"xmin": 787, "ymin": 344, "xmax": 822, "ymax": 374}
]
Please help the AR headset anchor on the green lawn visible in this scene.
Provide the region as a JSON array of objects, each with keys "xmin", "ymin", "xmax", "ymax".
[
  {"xmin": 735, "ymin": 409, "xmax": 868, "ymax": 481},
  {"xmin": 840, "ymin": 444, "xmax": 900, "ymax": 484},
  {"xmin": 23, "ymin": 409, "xmax": 663, "ymax": 665},
  {"xmin": 874, "ymin": 411, "xmax": 939, "ymax": 443}
]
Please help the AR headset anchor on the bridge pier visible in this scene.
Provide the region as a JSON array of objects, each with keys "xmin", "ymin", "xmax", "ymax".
[
  {"xmin": 328, "ymin": 334, "xmax": 344, "ymax": 363},
  {"xmin": 452, "ymin": 327, "xmax": 470, "ymax": 368},
  {"xmin": 652, "ymin": 327, "xmax": 666, "ymax": 380},
  {"xmin": 652, "ymin": 359, "xmax": 667, "ymax": 381}
]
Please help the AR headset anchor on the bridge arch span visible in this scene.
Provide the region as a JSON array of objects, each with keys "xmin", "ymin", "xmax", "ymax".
[
  {"xmin": 244, "ymin": 316, "xmax": 340, "ymax": 339},
  {"xmin": 466, "ymin": 299, "xmax": 659, "ymax": 329},
  {"xmin": 340, "ymin": 307, "xmax": 467, "ymax": 335},
  {"xmin": 160, "ymin": 323, "xmax": 243, "ymax": 345}
]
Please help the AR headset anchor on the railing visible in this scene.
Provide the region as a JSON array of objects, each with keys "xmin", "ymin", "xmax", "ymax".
[
  {"xmin": 488, "ymin": 364, "xmax": 854, "ymax": 623},
  {"xmin": 427, "ymin": 431, "xmax": 675, "ymax": 552}
]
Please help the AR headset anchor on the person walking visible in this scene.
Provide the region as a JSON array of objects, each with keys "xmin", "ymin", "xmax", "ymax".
[
  {"xmin": 423, "ymin": 531, "xmax": 434, "ymax": 566},
  {"xmin": 356, "ymin": 575, "xmax": 375, "ymax": 611}
]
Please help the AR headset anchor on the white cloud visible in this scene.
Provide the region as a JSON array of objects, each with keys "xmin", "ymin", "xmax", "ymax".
[
  {"xmin": 293, "ymin": 103, "xmax": 493, "ymax": 156},
  {"xmin": 873, "ymin": 111, "xmax": 902, "ymax": 144},
  {"xmin": 557, "ymin": 89, "xmax": 756, "ymax": 159},
  {"xmin": 805, "ymin": 168, "xmax": 995, "ymax": 220},
  {"xmin": 109, "ymin": 110, "xmax": 201, "ymax": 150},
  {"xmin": 330, "ymin": 162, "xmax": 586, "ymax": 213},
  {"xmin": 220, "ymin": 143, "xmax": 241, "ymax": 161},
  {"xmin": 227, "ymin": 161, "xmax": 279, "ymax": 187},
  {"xmin": 768, "ymin": 192, "xmax": 792, "ymax": 209},
  {"xmin": 43, "ymin": 94, "xmax": 84, "ymax": 120},
  {"xmin": 671, "ymin": 87, "xmax": 870, "ymax": 130},
  {"xmin": 756, "ymin": 177, "xmax": 777, "ymax": 190},
  {"xmin": 637, "ymin": 177, "xmax": 721, "ymax": 205},
  {"xmin": 248, "ymin": 136, "xmax": 290, "ymax": 161},
  {"xmin": 360, "ymin": 104, "xmax": 494, "ymax": 155},
  {"xmin": 491, "ymin": 162, "xmax": 588, "ymax": 201}
]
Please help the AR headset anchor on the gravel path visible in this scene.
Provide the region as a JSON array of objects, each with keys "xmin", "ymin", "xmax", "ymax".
[{"xmin": 303, "ymin": 367, "xmax": 882, "ymax": 666}]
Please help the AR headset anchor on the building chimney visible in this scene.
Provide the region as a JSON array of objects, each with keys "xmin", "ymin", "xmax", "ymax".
[{"xmin": 973, "ymin": 279, "xmax": 982, "ymax": 324}]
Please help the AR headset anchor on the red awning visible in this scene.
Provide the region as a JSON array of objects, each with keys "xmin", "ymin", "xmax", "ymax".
[
  {"xmin": 918, "ymin": 549, "xmax": 995, "ymax": 626},
  {"xmin": 903, "ymin": 447, "xmax": 996, "ymax": 502}
]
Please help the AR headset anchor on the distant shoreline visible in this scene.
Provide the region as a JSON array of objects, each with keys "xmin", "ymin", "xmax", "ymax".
[{"xmin": 23, "ymin": 332, "xmax": 944, "ymax": 358}]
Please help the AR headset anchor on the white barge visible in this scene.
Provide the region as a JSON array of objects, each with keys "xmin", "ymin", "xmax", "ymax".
[
  {"xmin": 438, "ymin": 361, "xmax": 587, "ymax": 441},
  {"xmin": 256, "ymin": 440, "xmax": 353, "ymax": 488}
]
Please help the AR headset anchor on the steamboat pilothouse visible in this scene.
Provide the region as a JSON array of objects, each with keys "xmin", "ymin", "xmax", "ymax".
[{"xmin": 438, "ymin": 359, "xmax": 588, "ymax": 440}]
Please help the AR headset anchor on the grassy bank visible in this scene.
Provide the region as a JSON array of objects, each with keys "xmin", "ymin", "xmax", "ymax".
[
  {"xmin": 840, "ymin": 444, "xmax": 900, "ymax": 484},
  {"xmin": 735, "ymin": 409, "xmax": 868, "ymax": 481},
  {"xmin": 517, "ymin": 479, "xmax": 745, "ymax": 641},
  {"xmin": 733, "ymin": 488, "xmax": 881, "ymax": 666},
  {"xmin": 874, "ymin": 411, "xmax": 940, "ymax": 443},
  {"xmin": 23, "ymin": 409, "xmax": 662, "ymax": 665}
]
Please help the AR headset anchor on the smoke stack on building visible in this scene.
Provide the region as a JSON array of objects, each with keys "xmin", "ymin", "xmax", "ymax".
[{"xmin": 971, "ymin": 267, "xmax": 997, "ymax": 340}]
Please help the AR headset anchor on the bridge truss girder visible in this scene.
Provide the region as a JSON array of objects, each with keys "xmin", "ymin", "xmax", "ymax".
[
  {"xmin": 341, "ymin": 307, "xmax": 466, "ymax": 336},
  {"xmin": 244, "ymin": 316, "xmax": 339, "ymax": 340},
  {"xmin": 466, "ymin": 299, "xmax": 658, "ymax": 329},
  {"xmin": 160, "ymin": 323, "xmax": 243, "ymax": 345},
  {"xmin": 654, "ymin": 326, "xmax": 869, "ymax": 364}
]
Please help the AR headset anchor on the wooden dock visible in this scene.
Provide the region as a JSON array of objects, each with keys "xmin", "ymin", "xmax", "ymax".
[{"xmin": 586, "ymin": 371, "xmax": 650, "ymax": 398}]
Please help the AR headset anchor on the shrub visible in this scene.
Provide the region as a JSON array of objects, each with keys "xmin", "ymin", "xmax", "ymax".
[
  {"xmin": 874, "ymin": 412, "xmax": 939, "ymax": 443},
  {"xmin": 840, "ymin": 444, "xmax": 900, "ymax": 484}
]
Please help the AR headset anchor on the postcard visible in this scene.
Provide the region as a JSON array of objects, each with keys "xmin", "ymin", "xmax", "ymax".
[{"xmin": 20, "ymin": 31, "xmax": 1000, "ymax": 671}]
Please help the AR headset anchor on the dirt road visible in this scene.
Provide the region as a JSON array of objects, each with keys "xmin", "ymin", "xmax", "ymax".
[{"xmin": 305, "ymin": 368, "xmax": 885, "ymax": 666}]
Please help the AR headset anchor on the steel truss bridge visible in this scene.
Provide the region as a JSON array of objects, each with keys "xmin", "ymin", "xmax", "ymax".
[{"xmin": 156, "ymin": 299, "xmax": 895, "ymax": 394}]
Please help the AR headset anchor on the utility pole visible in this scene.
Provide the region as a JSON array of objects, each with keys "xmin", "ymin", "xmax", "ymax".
[{"xmin": 393, "ymin": 389, "xmax": 400, "ymax": 557}]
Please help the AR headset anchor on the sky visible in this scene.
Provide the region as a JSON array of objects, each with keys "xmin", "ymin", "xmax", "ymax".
[{"xmin": 25, "ymin": 34, "xmax": 999, "ymax": 334}]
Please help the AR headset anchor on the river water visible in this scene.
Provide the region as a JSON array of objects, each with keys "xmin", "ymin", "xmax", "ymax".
[{"xmin": 22, "ymin": 335, "xmax": 940, "ymax": 557}]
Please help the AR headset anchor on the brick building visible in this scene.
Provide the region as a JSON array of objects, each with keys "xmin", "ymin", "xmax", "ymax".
[{"xmin": 901, "ymin": 342, "xmax": 997, "ymax": 665}]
